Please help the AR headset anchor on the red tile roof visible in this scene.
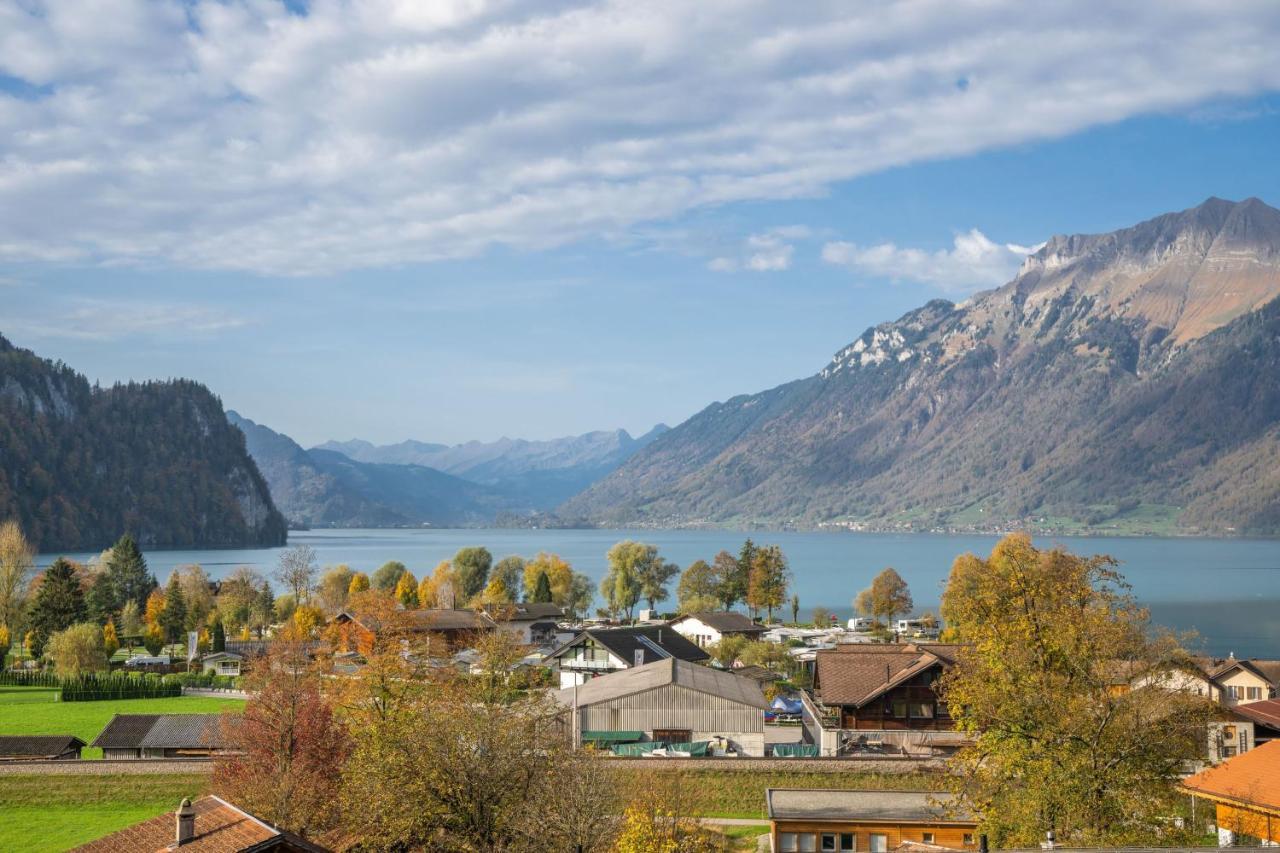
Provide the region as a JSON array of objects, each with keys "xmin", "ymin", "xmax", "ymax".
[
  {"xmin": 1179, "ymin": 739, "xmax": 1280, "ymax": 813},
  {"xmin": 73, "ymin": 796, "xmax": 327, "ymax": 852},
  {"xmin": 816, "ymin": 644, "xmax": 960, "ymax": 707},
  {"xmin": 1233, "ymin": 699, "xmax": 1280, "ymax": 731}
]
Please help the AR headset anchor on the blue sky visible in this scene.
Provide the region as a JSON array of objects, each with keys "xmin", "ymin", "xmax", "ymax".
[{"xmin": 4, "ymin": 2, "xmax": 1280, "ymax": 446}]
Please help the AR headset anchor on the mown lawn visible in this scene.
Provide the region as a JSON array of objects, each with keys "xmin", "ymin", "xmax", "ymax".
[
  {"xmin": 630, "ymin": 768, "xmax": 948, "ymax": 819},
  {"xmin": 0, "ymin": 685, "xmax": 243, "ymax": 758},
  {"xmin": 0, "ymin": 773, "xmax": 209, "ymax": 852}
]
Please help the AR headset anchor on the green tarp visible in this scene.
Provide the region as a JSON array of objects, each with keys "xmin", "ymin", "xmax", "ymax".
[
  {"xmin": 581, "ymin": 730, "xmax": 643, "ymax": 744},
  {"xmin": 609, "ymin": 740, "xmax": 711, "ymax": 757},
  {"xmin": 612, "ymin": 741, "xmax": 666, "ymax": 757},
  {"xmin": 665, "ymin": 741, "xmax": 710, "ymax": 756},
  {"xmin": 771, "ymin": 743, "xmax": 819, "ymax": 757}
]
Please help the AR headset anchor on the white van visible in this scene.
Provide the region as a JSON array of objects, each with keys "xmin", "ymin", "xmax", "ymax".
[{"xmin": 847, "ymin": 617, "xmax": 876, "ymax": 632}]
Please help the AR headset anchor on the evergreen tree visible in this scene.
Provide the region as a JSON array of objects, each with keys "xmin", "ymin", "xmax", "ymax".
[
  {"xmin": 27, "ymin": 557, "xmax": 87, "ymax": 650},
  {"xmin": 86, "ymin": 570, "xmax": 116, "ymax": 625},
  {"xmin": 532, "ymin": 571, "xmax": 553, "ymax": 603},
  {"xmin": 160, "ymin": 571, "xmax": 187, "ymax": 644},
  {"xmin": 211, "ymin": 617, "xmax": 226, "ymax": 653},
  {"xmin": 105, "ymin": 534, "xmax": 157, "ymax": 616}
]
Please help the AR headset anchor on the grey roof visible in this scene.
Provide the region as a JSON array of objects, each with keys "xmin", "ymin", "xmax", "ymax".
[
  {"xmin": 338, "ymin": 608, "xmax": 498, "ymax": 633},
  {"xmin": 201, "ymin": 651, "xmax": 243, "ymax": 661},
  {"xmin": 675, "ymin": 612, "xmax": 765, "ymax": 634},
  {"xmin": 0, "ymin": 735, "xmax": 85, "ymax": 756},
  {"xmin": 549, "ymin": 625, "xmax": 710, "ymax": 666},
  {"xmin": 766, "ymin": 789, "xmax": 973, "ymax": 823},
  {"xmin": 91, "ymin": 714, "xmax": 229, "ymax": 749},
  {"xmin": 487, "ymin": 602, "xmax": 564, "ymax": 621},
  {"xmin": 556, "ymin": 657, "xmax": 770, "ymax": 709}
]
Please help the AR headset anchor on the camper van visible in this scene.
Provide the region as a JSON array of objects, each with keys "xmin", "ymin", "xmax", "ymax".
[
  {"xmin": 847, "ymin": 617, "xmax": 876, "ymax": 632},
  {"xmin": 895, "ymin": 618, "xmax": 939, "ymax": 638}
]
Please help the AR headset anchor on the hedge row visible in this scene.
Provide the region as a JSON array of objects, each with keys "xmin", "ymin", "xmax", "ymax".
[
  {"xmin": 60, "ymin": 672, "xmax": 182, "ymax": 702},
  {"xmin": 0, "ymin": 669, "xmax": 60, "ymax": 688}
]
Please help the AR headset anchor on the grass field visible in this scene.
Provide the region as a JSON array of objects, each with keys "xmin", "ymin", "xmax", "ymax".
[
  {"xmin": 0, "ymin": 773, "xmax": 210, "ymax": 852},
  {"xmin": 0, "ymin": 685, "xmax": 243, "ymax": 758}
]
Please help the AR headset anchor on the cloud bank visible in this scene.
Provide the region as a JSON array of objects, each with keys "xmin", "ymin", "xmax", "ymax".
[
  {"xmin": 822, "ymin": 230, "xmax": 1041, "ymax": 293},
  {"xmin": 2, "ymin": 0, "xmax": 1279, "ymax": 275}
]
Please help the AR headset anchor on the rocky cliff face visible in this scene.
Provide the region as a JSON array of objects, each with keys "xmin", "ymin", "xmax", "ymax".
[
  {"xmin": 563, "ymin": 197, "xmax": 1280, "ymax": 534},
  {"xmin": 0, "ymin": 335, "xmax": 287, "ymax": 551}
]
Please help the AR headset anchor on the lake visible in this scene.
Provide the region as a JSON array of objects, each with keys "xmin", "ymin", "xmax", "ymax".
[{"xmin": 41, "ymin": 528, "xmax": 1280, "ymax": 658}]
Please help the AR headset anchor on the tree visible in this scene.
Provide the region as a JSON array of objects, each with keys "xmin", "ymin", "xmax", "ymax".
[
  {"xmin": 790, "ymin": 593, "xmax": 800, "ymax": 625},
  {"xmin": 275, "ymin": 545, "xmax": 318, "ymax": 603},
  {"xmin": 712, "ymin": 549, "xmax": 744, "ymax": 609},
  {"xmin": 348, "ymin": 571, "xmax": 370, "ymax": 596},
  {"xmin": 178, "ymin": 564, "xmax": 214, "ymax": 632},
  {"xmin": 492, "ymin": 556, "xmax": 524, "ymax": 600},
  {"xmin": 160, "ymin": 571, "xmax": 187, "ymax": 644},
  {"xmin": 855, "ymin": 567, "xmax": 913, "ymax": 630},
  {"xmin": 637, "ymin": 554, "xmax": 679, "ymax": 612},
  {"xmin": 420, "ymin": 561, "xmax": 457, "ymax": 609},
  {"xmin": 564, "ymin": 572, "xmax": 594, "ymax": 620},
  {"xmin": 371, "ymin": 560, "xmax": 407, "ymax": 591},
  {"xmin": 26, "ymin": 557, "xmax": 86, "ymax": 650},
  {"xmin": 251, "ymin": 581, "xmax": 275, "ymax": 638},
  {"xmin": 522, "ymin": 553, "xmax": 573, "ymax": 604},
  {"xmin": 274, "ymin": 593, "xmax": 298, "ymax": 624},
  {"xmin": 707, "ymin": 634, "xmax": 748, "ymax": 668},
  {"xmin": 478, "ymin": 577, "xmax": 510, "ymax": 606},
  {"xmin": 747, "ymin": 544, "xmax": 788, "ymax": 622},
  {"xmin": 452, "ymin": 547, "xmax": 492, "ymax": 603},
  {"xmin": 394, "ymin": 570, "xmax": 419, "ymax": 608},
  {"xmin": 292, "ymin": 604, "xmax": 325, "ymax": 639},
  {"xmin": 25, "ymin": 629, "xmax": 42, "ymax": 660},
  {"xmin": 531, "ymin": 571, "xmax": 553, "ymax": 603},
  {"xmin": 214, "ymin": 641, "xmax": 350, "ymax": 835},
  {"xmin": 812, "ymin": 606, "xmax": 832, "ymax": 627},
  {"xmin": 119, "ymin": 599, "xmax": 142, "ymax": 636},
  {"xmin": 676, "ymin": 559, "xmax": 720, "ymax": 613},
  {"xmin": 144, "ymin": 588, "xmax": 165, "ymax": 630},
  {"xmin": 211, "ymin": 617, "xmax": 226, "ymax": 653},
  {"xmin": 103, "ymin": 533, "xmax": 156, "ymax": 618},
  {"xmin": 315, "ymin": 564, "xmax": 355, "ymax": 613},
  {"xmin": 46, "ymin": 622, "xmax": 106, "ymax": 675},
  {"xmin": 102, "ymin": 619, "xmax": 119, "ymax": 659},
  {"xmin": 142, "ymin": 622, "xmax": 164, "ymax": 655},
  {"xmin": 0, "ymin": 625, "xmax": 9, "ymax": 663},
  {"xmin": 740, "ymin": 639, "xmax": 790, "ymax": 673},
  {"xmin": 0, "ymin": 520, "xmax": 34, "ymax": 644},
  {"xmin": 85, "ymin": 570, "xmax": 116, "ymax": 625},
  {"xmin": 601, "ymin": 540, "xmax": 647, "ymax": 622},
  {"xmin": 939, "ymin": 534, "xmax": 1213, "ymax": 847}
]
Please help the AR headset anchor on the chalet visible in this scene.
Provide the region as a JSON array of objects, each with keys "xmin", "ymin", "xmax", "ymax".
[
  {"xmin": 813, "ymin": 643, "xmax": 961, "ymax": 732},
  {"xmin": 73, "ymin": 796, "xmax": 330, "ymax": 852},
  {"xmin": 333, "ymin": 608, "xmax": 497, "ymax": 654},
  {"xmin": 669, "ymin": 611, "xmax": 765, "ymax": 648},
  {"xmin": 557, "ymin": 657, "xmax": 770, "ymax": 756},
  {"xmin": 0, "ymin": 735, "xmax": 85, "ymax": 761},
  {"xmin": 766, "ymin": 789, "xmax": 978, "ymax": 853},
  {"xmin": 1180, "ymin": 738, "xmax": 1280, "ymax": 845},
  {"xmin": 201, "ymin": 651, "xmax": 244, "ymax": 676},
  {"xmin": 546, "ymin": 625, "xmax": 710, "ymax": 688},
  {"xmin": 1233, "ymin": 699, "xmax": 1280, "ymax": 745},
  {"xmin": 91, "ymin": 714, "xmax": 234, "ymax": 760},
  {"xmin": 483, "ymin": 601, "xmax": 564, "ymax": 646}
]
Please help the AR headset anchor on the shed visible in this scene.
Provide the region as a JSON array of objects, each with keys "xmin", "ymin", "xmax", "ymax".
[
  {"xmin": 0, "ymin": 735, "xmax": 85, "ymax": 761},
  {"xmin": 91, "ymin": 714, "xmax": 234, "ymax": 760},
  {"xmin": 766, "ymin": 789, "xmax": 977, "ymax": 853}
]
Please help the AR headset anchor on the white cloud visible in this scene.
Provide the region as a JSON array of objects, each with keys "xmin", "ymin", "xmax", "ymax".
[
  {"xmin": 8, "ymin": 299, "xmax": 250, "ymax": 341},
  {"xmin": 822, "ymin": 230, "xmax": 1043, "ymax": 293},
  {"xmin": 1, "ymin": 1, "xmax": 1279, "ymax": 275},
  {"xmin": 710, "ymin": 229, "xmax": 799, "ymax": 272}
]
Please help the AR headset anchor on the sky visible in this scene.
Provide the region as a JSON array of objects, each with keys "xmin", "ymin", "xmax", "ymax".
[{"xmin": 4, "ymin": 1, "xmax": 1280, "ymax": 447}]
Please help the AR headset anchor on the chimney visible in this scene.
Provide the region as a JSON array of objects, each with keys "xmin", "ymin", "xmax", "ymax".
[
  {"xmin": 634, "ymin": 649, "xmax": 645, "ymax": 667},
  {"xmin": 175, "ymin": 798, "xmax": 196, "ymax": 846}
]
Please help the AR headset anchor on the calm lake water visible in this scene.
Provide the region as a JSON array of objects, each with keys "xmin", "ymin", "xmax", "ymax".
[{"xmin": 42, "ymin": 528, "xmax": 1280, "ymax": 658}]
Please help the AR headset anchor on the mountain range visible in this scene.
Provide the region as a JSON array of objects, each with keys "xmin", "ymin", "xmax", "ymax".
[
  {"xmin": 0, "ymin": 335, "xmax": 285, "ymax": 551},
  {"xmin": 563, "ymin": 197, "xmax": 1280, "ymax": 535},
  {"xmin": 230, "ymin": 413, "xmax": 667, "ymax": 528}
]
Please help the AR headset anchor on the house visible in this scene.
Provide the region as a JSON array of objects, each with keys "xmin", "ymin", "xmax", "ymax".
[
  {"xmin": 201, "ymin": 651, "xmax": 244, "ymax": 676},
  {"xmin": 0, "ymin": 735, "xmax": 85, "ymax": 761},
  {"xmin": 91, "ymin": 714, "xmax": 234, "ymax": 759},
  {"xmin": 546, "ymin": 625, "xmax": 710, "ymax": 688},
  {"xmin": 333, "ymin": 608, "xmax": 497, "ymax": 655},
  {"xmin": 813, "ymin": 644, "xmax": 961, "ymax": 732},
  {"xmin": 1200, "ymin": 656, "xmax": 1280, "ymax": 706},
  {"xmin": 556, "ymin": 657, "xmax": 770, "ymax": 756},
  {"xmin": 766, "ymin": 789, "xmax": 978, "ymax": 853},
  {"xmin": 1208, "ymin": 710, "xmax": 1257, "ymax": 763},
  {"xmin": 669, "ymin": 611, "xmax": 765, "ymax": 648},
  {"xmin": 1232, "ymin": 699, "xmax": 1280, "ymax": 745},
  {"xmin": 73, "ymin": 796, "xmax": 330, "ymax": 852},
  {"xmin": 483, "ymin": 601, "xmax": 564, "ymax": 646},
  {"xmin": 1180, "ymin": 738, "xmax": 1280, "ymax": 846}
]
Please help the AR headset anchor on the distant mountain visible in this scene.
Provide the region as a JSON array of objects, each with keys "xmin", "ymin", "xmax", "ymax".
[
  {"xmin": 0, "ymin": 335, "xmax": 286, "ymax": 551},
  {"xmin": 563, "ymin": 197, "xmax": 1280, "ymax": 535},
  {"xmin": 229, "ymin": 413, "xmax": 510, "ymax": 528},
  {"xmin": 316, "ymin": 424, "xmax": 669, "ymax": 510}
]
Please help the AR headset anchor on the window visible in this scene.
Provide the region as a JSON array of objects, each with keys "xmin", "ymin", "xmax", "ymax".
[
  {"xmin": 963, "ymin": 834, "xmax": 975, "ymax": 846},
  {"xmin": 870, "ymin": 833, "xmax": 888, "ymax": 853},
  {"xmin": 822, "ymin": 834, "xmax": 838, "ymax": 851},
  {"xmin": 840, "ymin": 833, "xmax": 856, "ymax": 851},
  {"xmin": 891, "ymin": 700, "xmax": 908, "ymax": 718},
  {"xmin": 1247, "ymin": 686, "xmax": 1262, "ymax": 700},
  {"xmin": 799, "ymin": 834, "xmax": 817, "ymax": 852},
  {"xmin": 922, "ymin": 833, "xmax": 935, "ymax": 844},
  {"xmin": 780, "ymin": 833, "xmax": 799, "ymax": 852},
  {"xmin": 910, "ymin": 702, "xmax": 935, "ymax": 719}
]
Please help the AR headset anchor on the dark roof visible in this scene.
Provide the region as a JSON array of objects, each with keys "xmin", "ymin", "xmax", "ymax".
[
  {"xmin": 766, "ymin": 789, "xmax": 974, "ymax": 824},
  {"xmin": 674, "ymin": 611, "xmax": 765, "ymax": 634},
  {"xmin": 91, "ymin": 714, "xmax": 230, "ymax": 750},
  {"xmin": 0, "ymin": 735, "xmax": 85, "ymax": 756},
  {"xmin": 816, "ymin": 644, "xmax": 960, "ymax": 708},
  {"xmin": 550, "ymin": 625, "xmax": 710, "ymax": 666},
  {"xmin": 1197, "ymin": 656, "xmax": 1280, "ymax": 686},
  {"xmin": 1232, "ymin": 699, "xmax": 1280, "ymax": 731},
  {"xmin": 73, "ymin": 795, "xmax": 330, "ymax": 852},
  {"xmin": 485, "ymin": 602, "xmax": 564, "ymax": 621},
  {"xmin": 734, "ymin": 664, "xmax": 784, "ymax": 683}
]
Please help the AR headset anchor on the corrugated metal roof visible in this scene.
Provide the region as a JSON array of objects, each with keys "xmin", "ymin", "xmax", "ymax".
[
  {"xmin": 0, "ymin": 735, "xmax": 85, "ymax": 756},
  {"xmin": 140, "ymin": 714, "xmax": 226, "ymax": 749},
  {"xmin": 556, "ymin": 658, "xmax": 770, "ymax": 709}
]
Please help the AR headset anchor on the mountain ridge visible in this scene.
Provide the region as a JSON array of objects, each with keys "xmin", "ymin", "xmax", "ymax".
[{"xmin": 562, "ymin": 197, "xmax": 1280, "ymax": 535}]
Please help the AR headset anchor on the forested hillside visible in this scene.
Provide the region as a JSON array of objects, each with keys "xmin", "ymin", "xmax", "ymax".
[{"xmin": 0, "ymin": 335, "xmax": 286, "ymax": 551}]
